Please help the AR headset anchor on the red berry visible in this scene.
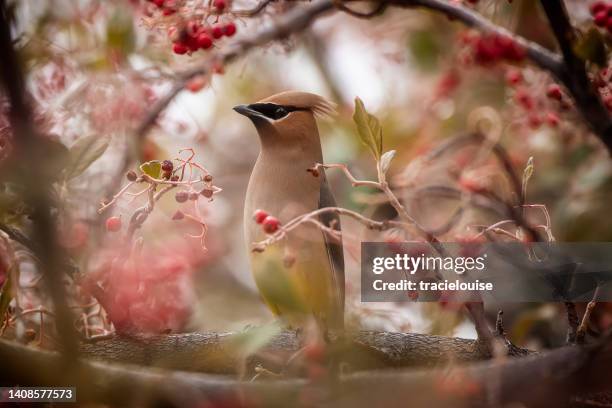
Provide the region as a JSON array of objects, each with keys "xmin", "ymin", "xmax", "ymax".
[
  {"xmin": 161, "ymin": 160, "xmax": 173, "ymax": 172},
  {"xmin": 304, "ymin": 342, "xmax": 326, "ymax": 362},
  {"xmin": 262, "ymin": 216, "xmax": 280, "ymax": 234},
  {"xmin": 604, "ymin": 94, "xmax": 612, "ymax": 110},
  {"xmin": 105, "ymin": 216, "xmax": 122, "ymax": 232},
  {"xmin": 213, "ymin": 0, "xmax": 226, "ymax": 11},
  {"xmin": 459, "ymin": 176, "xmax": 484, "ymax": 193},
  {"xmin": 528, "ymin": 114, "xmax": 542, "ymax": 129},
  {"xmin": 163, "ymin": 7, "xmax": 176, "ymax": 16},
  {"xmin": 126, "ymin": 170, "xmax": 138, "ymax": 181},
  {"xmin": 162, "ymin": 160, "xmax": 174, "ymax": 171},
  {"xmin": 152, "ymin": 0, "xmax": 165, "ymax": 7},
  {"xmin": 175, "ymin": 191, "xmax": 188, "ymax": 203},
  {"xmin": 591, "ymin": 1, "xmax": 607, "ymax": 15},
  {"xmin": 186, "ymin": 76, "xmax": 207, "ymax": 92},
  {"xmin": 505, "ymin": 70, "xmax": 522, "ymax": 86},
  {"xmin": 200, "ymin": 188, "xmax": 213, "ymax": 198},
  {"xmin": 197, "ymin": 33, "xmax": 213, "ymax": 49},
  {"xmin": 253, "ymin": 209, "xmax": 268, "ymax": 224},
  {"xmin": 546, "ymin": 112, "xmax": 560, "ymax": 127},
  {"xmin": 224, "ymin": 22, "xmax": 236, "ymax": 37},
  {"xmin": 212, "ymin": 25, "xmax": 224, "ymax": 39},
  {"xmin": 515, "ymin": 90, "xmax": 534, "ymax": 109},
  {"xmin": 595, "ymin": 10, "xmax": 608, "ymax": 26},
  {"xmin": 173, "ymin": 42, "xmax": 188, "ymax": 55},
  {"xmin": 186, "ymin": 21, "xmax": 201, "ymax": 36},
  {"xmin": 546, "ymin": 84, "xmax": 563, "ymax": 100}
]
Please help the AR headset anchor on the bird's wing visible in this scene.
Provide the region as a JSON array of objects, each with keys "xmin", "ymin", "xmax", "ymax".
[{"xmin": 318, "ymin": 173, "xmax": 345, "ymax": 329}]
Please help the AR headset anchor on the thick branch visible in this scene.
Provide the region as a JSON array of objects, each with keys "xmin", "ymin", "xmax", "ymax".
[
  {"xmin": 135, "ymin": 0, "xmax": 563, "ymax": 150},
  {"xmin": 76, "ymin": 330, "xmax": 532, "ymax": 374},
  {"xmin": 381, "ymin": 0, "xmax": 563, "ymax": 75},
  {"xmin": 1, "ymin": 334, "xmax": 611, "ymax": 407}
]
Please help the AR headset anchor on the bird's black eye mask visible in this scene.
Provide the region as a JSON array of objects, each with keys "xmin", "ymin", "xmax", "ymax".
[{"xmin": 247, "ymin": 103, "xmax": 307, "ymax": 120}]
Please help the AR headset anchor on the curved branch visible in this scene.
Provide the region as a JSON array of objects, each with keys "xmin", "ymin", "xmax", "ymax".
[
  {"xmin": 377, "ymin": 0, "xmax": 563, "ymax": 76},
  {"xmin": 539, "ymin": 1, "xmax": 612, "ymax": 152},
  {"xmin": 135, "ymin": 0, "xmax": 564, "ymax": 148}
]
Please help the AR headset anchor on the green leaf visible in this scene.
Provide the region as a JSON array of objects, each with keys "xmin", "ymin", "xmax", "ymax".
[
  {"xmin": 0, "ymin": 268, "xmax": 14, "ymax": 327},
  {"xmin": 573, "ymin": 28, "xmax": 607, "ymax": 67},
  {"xmin": 65, "ymin": 135, "xmax": 109, "ymax": 180},
  {"xmin": 353, "ymin": 97, "xmax": 383, "ymax": 160},
  {"xmin": 380, "ymin": 150, "xmax": 396, "ymax": 174},
  {"xmin": 408, "ymin": 30, "xmax": 442, "ymax": 71},
  {"xmin": 106, "ymin": 9, "xmax": 135, "ymax": 55},
  {"xmin": 228, "ymin": 322, "xmax": 282, "ymax": 358},
  {"xmin": 139, "ymin": 160, "xmax": 162, "ymax": 179}
]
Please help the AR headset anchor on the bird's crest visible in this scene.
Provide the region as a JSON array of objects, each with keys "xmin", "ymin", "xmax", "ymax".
[{"xmin": 258, "ymin": 91, "xmax": 336, "ymax": 118}]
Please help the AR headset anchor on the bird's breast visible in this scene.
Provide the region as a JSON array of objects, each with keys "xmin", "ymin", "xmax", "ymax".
[{"xmin": 244, "ymin": 151, "xmax": 322, "ymax": 247}]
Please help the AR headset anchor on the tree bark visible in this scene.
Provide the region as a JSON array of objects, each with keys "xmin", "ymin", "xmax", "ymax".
[
  {"xmin": 1, "ymin": 333, "xmax": 611, "ymax": 408},
  {"xmin": 77, "ymin": 330, "xmax": 532, "ymax": 374}
]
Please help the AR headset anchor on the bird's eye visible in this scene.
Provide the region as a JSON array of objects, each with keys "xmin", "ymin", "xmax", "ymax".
[{"xmin": 273, "ymin": 106, "xmax": 288, "ymax": 119}]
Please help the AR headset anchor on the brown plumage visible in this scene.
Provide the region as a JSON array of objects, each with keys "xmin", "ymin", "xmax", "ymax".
[{"xmin": 234, "ymin": 91, "xmax": 344, "ymax": 331}]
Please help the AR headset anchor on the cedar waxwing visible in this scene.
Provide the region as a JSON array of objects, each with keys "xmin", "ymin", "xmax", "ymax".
[{"xmin": 234, "ymin": 91, "xmax": 345, "ymax": 332}]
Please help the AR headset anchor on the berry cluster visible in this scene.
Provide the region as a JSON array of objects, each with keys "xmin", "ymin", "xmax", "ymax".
[
  {"xmin": 84, "ymin": 247, "xmax": 196, "ymax": 334},
  {"xmin": 253, "ymin": 209, "xmax": 281, "ymax": 234},
  {"xmin": 505, "ymin": 70, "xmax": 567, "ymax": 129},
  {"xmin": 593, "ymin": 67, "xmax": 612, "ymax": 111},
  {"xmin": 461, "ymin": 32, "xmax": 525, "ymax": 65},
  {"xmin": 591, "ymin": 2, "xmax": 612, "ymax": 34},
  {"xmin": 146, "ymin": 0, "xmax": 178, "ymax": 15},
  {"xmin": 170, "ymin": 20, "xmax": 236, "ymax": 55}
]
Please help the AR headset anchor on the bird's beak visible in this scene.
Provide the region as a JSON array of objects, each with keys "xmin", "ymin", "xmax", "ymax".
[{"xmin": 233, "ymin": 104, "xmax": 262, "ymax": 119}]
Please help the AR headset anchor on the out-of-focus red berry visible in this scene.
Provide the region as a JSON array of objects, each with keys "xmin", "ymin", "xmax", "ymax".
[
  {"xmin": 173, "ymin": 42, "xmax": 188, "ymax": 55},
  {"xmin": 224, "ymin": 22, "xmax": 236, "ymax": 37},
  {"xmin": 253, "ymin": 209, "xmax": 268, "ymax": 224},
  {"xmin": 175, "ymin": 191, "xmax": 189, "ymax": 203},
  {"xmin": 197, "ymin": 33, "xmax": 213, "ymax": 49},
  {"xmin": 546, "ymin": 112, "xmax": 560, "ymax": 127},
  {"xmin": 161, "ymin": 160, "xmax": 173, "ymax": 172},
  {"xmin": 528, "ymin": 114, "xmax": 542, "ymax": 129},
  {"xmin": 505, "ymin": 69, "xmax": 522, "ymax": 86},
  {"xmin": 213, "ymin": 0, "xmax": 227, "ymax": 11},
  {"xmin": 591, "ymin": 1, "xmax": 607, "ymax": 15},
  {"xmin": 211, "ymin": 25, "xmax": 224, "ymax": 39},
  {"xmin": 546, "ymin": 84, "xmax": 563, "ymax": 100},
  {"xmin": 106, "ymin": 216, "xmax": 122, "ymax": 232},
  {"xmin": 595, "ymin": 10, "xmax": 608, "ymax": 26},
  {"xmin": 186, "ymin": 76, "xmax": 207, "ymax": 92},
  {"xmin": 262, "ymin": 216, "xmax": 280, "ymax": 233}
]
